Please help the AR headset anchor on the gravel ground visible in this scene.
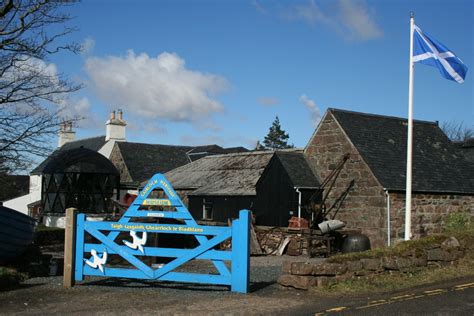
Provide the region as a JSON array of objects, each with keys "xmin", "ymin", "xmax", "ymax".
[{"xmin": 0, "ymin": 256, "xmax": 325, "ymax": 315}]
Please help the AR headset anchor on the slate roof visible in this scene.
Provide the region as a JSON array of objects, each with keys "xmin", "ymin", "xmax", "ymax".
[
  {"xmin": 329, "ymin": 108, "xmax": 474, "ymax": 194},
  {"xmin": 31, "ymin": 136, "xmax": 107, "ymax": 174},
  {"xmin": 165, "ymin": 151, "xmax": 274, "ymax": 195},
  {"xmin": 276, "ymin": 152, "xmax": 320, "ymax": 188},
  {"xmin": 117, "ymin": 142, "xmax": 248, "ymax": 184},
  {"xmin": 454, "ymin": 138, "xmax": 474, "ymax": 163},
  {"xmin": 60, "ymin": 136, "xmax": 107, "ymax": 152},
  {"xmin": 39, "ymin": 148, "xmax": 118, "ymax": 174},
  {"xmin": 32, "ymin": 132, "xmax": 248, "ymax": 181},
  {"xmin": 164, "ymin": 150, "xmax": 320, "ymax": 196}
]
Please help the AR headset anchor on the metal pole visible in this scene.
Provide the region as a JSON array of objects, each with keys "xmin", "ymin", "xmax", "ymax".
[
  {"xmin": 385, "ymin": 189, "xmax": 391, "ymax": 246},
  {"xmin": 405, "ymin": 13, "xmax": 415, "ymax": 241}
]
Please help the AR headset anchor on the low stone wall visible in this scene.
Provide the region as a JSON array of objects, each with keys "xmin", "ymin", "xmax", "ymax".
[{"xmin": 278, "ymin": 236, "xmax": 471, "ymax": 290}]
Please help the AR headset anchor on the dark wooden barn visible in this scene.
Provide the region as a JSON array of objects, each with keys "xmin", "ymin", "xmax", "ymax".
[
  {"xmin": 31, "ymin": 147, "xmax": 120, "ymax": 215},
  {"xmin": 165, "ymin": 150, "xmax": 321, "ymax": 227}
]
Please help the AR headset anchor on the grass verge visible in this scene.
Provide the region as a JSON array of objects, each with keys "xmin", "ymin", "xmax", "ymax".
[
  {"xmin": 314, "ymin": 252, "xmax": 474, "ymax": 295},
  {"xmin": 312, "ymin": 228, "xmax": 474, "ymax": 295}
]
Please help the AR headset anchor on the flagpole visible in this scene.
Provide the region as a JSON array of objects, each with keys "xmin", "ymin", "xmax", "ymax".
[{"xmin": 405, "ymin": 13, "xmax": 415, "ymax": 241}]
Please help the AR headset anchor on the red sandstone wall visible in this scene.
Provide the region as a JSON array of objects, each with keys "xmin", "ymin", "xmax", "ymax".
[
  {"xmin": 389, "ymin": 192, "xmax": 474, "ymax": 240},
  {"xmin": 305, "ymin": 112, "xmax": 388, "ymax": 247},
  {"xmin": 109, "ymin": 144, "xmax": 133, "ymax": 183}
]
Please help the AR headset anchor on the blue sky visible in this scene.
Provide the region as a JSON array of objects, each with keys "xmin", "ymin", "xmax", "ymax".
[{"xmin": 51, "ymin": 0, "xmax": 473, "ymax": 149}]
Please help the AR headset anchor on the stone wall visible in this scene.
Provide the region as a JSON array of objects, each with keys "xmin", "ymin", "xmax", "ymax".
[
  {"xmin": 305, "ymin": 112, "xmax": 388, "ymax": 247},
  {"xmin": 278, "ymin": 236, "xmax": 469, "ymax": 290},
  {"xmin": 304, "ymin": 112, "xmax": 474, "ymax": 248},
  {"xmin": 109, "ymin": 144, "xmax": 132, "ymax": 183},
  {"xmin": 389, "ymin": 192, "xmax": 474, "ymax": 240}
]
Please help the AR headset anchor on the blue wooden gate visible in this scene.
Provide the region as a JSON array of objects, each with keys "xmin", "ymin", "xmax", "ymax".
[{"xmin": 74, "ymin": 174, "xmax": 250, "ymax": 293}]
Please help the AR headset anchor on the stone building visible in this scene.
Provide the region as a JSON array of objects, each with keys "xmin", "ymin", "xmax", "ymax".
[{"xmin": 305, "ymin": 108, "xmax": 474, "ymax": 247}]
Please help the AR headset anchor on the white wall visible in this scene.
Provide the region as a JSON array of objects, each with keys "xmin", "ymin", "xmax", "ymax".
[
  {"xmin": 3, "ymin": 194, "xmax": 31, "ymax": 215},
  {"xmin": 43, "ymin": 214, "xmax": 107, "ymax": 228},
  {"xmin": 3, "ymin": 175, "xmax": 42, "ymax": 216},
  {"xmin": 98, "ymin": 139, "xmax": 115, "ymax": 159},
  {"xmin": 29, "ymin": 175, "xmax": 42, "ymax": 202},
  {"xmin": 43, "ymin": 214, "xmax": 66, "ymax": 228}
]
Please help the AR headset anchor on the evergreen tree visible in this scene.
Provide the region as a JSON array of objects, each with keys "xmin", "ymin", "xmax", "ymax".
[{"xmin": 262, "ymin": 116, "xmax": 294, "ymax": 150}]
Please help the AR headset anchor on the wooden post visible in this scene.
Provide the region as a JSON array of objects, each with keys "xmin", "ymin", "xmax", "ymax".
[{"xmin": 63, "ymin": 208, "xmax": 77, "ymax": 288}]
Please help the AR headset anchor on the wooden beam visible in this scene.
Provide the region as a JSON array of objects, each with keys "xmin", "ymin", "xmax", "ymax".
[{"xmin": 63, "ymin": 208, "xmax": 77, "ymax": 288}]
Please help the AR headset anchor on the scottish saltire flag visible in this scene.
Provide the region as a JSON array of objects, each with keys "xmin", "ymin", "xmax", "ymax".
[{"xmin": 413, "ymin": 25, "xmax": 468, "ymax": 83}]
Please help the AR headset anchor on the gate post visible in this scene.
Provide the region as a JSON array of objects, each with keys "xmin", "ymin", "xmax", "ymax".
[
  {"xmin": 231, "ymin": 209, "xmax": 250, "ymax": 293},
  {"xmin": 63, "ymin": 208, "xmax": 77, "ymax": 288},
  {"xmin": 74, "ymin": 213, "xmax": 86, "ymax": 281}
]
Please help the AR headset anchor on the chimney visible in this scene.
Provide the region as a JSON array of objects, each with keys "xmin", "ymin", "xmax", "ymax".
[
  {"xmin": 58, "ymin": 121, "xmax": 76, "ymax": 147},
  {"xmin": 106, "ymin": 109, "xmax": 127, "ymax": 142}
]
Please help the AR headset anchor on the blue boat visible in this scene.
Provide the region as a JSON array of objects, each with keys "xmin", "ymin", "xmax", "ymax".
[{"xmin": 0, "ymin": 206, "xmax": 37, "ymax": 263}]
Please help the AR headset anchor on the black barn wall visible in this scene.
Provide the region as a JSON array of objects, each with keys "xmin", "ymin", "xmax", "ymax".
[
  {"xmin": 188, "ymin": 195, "xmax": 256, "ymax": 223},
  {"xmin": 255, "ymin": 157, "xmax": 298, "ymax": 227}
]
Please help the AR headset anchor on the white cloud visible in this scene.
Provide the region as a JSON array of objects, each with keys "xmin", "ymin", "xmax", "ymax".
[
  {"xmin": 143, "ymin": 123, "xmax": 167, "ymax": 134},
  {"xmin": 251, "ymin": 0, "xmax": 268, "ymax": 14},
  {"xmin": 337, "ymin": 0, "xmax": 383, "ymax": 40},
  {"xmin": 257, "ymin": 96, "xmax": 279, "ymax": 106},
  {"xmin": 282, "ymin": 0, "xmax": 382, "ymax": 41},
  {"xmin": 179, "ymin": 134, "xmax": 254, "ymax": 149},
  {"xmin": 85, "ymin": 51, "xmax": 229, "ymax": 123},
  {"xmin": 58, "ymin": 97, "xmax": 99, "ymax": 128},
  {"xmin": 299, "ymin": 94, "xmax": 321, "ymax": 126},
  {"xmin": 81, "ymin": 37, "xmax": 95, "ymax": 55},
  {"xmin": 284, "ymin": 0, "xmax": 331, "ymax": 26},
  {"xmin": 5, "ymin": 56, "xmax": 59, "ymax": 85},
  {"xmin": 179, "ymin": 134, "xmax": 225, "ymax": 146}
]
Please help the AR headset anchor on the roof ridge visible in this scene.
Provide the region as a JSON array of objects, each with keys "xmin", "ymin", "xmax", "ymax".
[
  {"xmin": 328, "ymin": 108, "xmax": 438, "ymax": 125},
  {"xmin": 64, "ymin": 135, "xmax": 106, "ymax": 144},
  {"xmin": 201, "ymin": 149, "xmax": 303, "ymax": 159},
  {"xmin": 118, "ymin": 141, "xmax": 194, "ymax": 148},
  {"xmin": 200, "ymin": 151, "xmax": 272, "ymax": 159}
]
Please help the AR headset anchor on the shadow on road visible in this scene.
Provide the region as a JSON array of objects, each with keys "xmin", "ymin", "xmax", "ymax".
[
  {"xmin": 81, "ymin": 277, "xmax": 230, "ymax": 292},
  {"xmin": 0, "ymin": 282, "xmax": 45, "ymax": 292},
  {"xmin": 78, "ymin": 277, "xmax": 277, "ymax": 293}
]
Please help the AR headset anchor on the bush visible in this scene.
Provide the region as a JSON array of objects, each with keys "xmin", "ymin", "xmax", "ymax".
[
  {"xmin": 443, "ymin": 211, "xmax": 472, "ymax": 233},
  {"xmin": 35, "ymin": 225, "xmax": 65, "ymax": 245}
]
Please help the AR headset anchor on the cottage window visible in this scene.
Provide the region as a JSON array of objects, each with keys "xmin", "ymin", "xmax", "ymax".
[{"xmin": 202, "ymin": 200, "xmax": 213, "ymax": 220}]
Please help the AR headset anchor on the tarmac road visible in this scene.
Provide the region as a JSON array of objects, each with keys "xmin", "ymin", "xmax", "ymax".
[{"xmin": 302, "ymin": 277, "xmax": 474, "ymax": 316}]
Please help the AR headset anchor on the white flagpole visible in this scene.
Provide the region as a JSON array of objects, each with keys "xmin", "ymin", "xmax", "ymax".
[{"xmin": 405, "ymin": 13, "xmax": 415, "ymax": 241}]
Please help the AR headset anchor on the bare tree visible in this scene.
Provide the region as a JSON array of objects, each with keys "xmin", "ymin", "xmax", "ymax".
[
  {"xmin": 441, "ymin": 121, "xmax": 473, "ymax": 142},
  {"xmin": 0, "ymin": 0, "xmax": 82, "ymax": 174}
]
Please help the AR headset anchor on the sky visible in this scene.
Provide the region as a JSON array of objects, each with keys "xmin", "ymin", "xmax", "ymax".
[{"xmin": 49, "ymin": 0, "xmax": 473, "ymax": 149}]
